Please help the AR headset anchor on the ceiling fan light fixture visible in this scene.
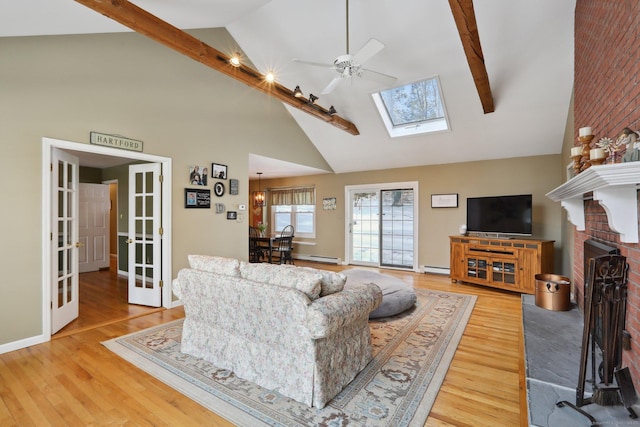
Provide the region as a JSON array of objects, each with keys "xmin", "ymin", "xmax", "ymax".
[{"xmin": 293, "ymin": 85, "xmax": 304, "ymax": 98}]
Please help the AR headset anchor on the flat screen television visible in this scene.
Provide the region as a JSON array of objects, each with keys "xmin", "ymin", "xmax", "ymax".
[{"xmin": 466, "ymin": 194, "xmax": 533, "ymax": 236}]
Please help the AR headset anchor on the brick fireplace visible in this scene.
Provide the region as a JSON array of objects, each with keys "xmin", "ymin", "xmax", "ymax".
[
  {"xmin": 572, "ymin": 0, "xmax": 640, "ymax": 396},
  {"xmin": 571, "ymin": 200, "xmax": 640, "ymax": 394}
]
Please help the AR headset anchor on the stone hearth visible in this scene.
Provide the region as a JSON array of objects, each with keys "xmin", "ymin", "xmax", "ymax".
[{"xmin": 523, "ymin": 295, "xmax": 640, "ymax": 426}]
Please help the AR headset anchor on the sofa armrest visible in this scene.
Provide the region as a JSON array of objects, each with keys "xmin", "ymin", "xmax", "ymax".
[
  {"xmin": 305, "ymin": 283, "xmax": 382, "ymax": 339},
  {"xmin": 172, "ymin": 278, "xmax": 182, "ymax": 300}
]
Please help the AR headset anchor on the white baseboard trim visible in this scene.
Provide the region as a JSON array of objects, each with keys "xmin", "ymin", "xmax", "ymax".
[
  {"xmin": 422, "ymin": 265, "xmax": 450, "ymax": 275},
  {"xmin": 0, "ymin": 333, "xmax": 48, "ymax": 355},
  {"xmin": 295, "ymin": 254, "xmax": 342, "ymax": 264}
]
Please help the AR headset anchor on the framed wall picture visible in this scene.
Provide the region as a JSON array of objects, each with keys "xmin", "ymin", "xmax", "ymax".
[
  {"xmin": 431, "ymin": 193, "xmax": 458, "ymax": 208},
  {"xmin": 229, "ymin": 178, "xmax": 239, "ymax": 195},
  {"xmin": 185, "ymin": 188, "xmax": 211, "ymax": 208},
  {"xmin": 188, "ymin": 165, "xmax": 208, "ymax": 186},
  {"xmin": 323, "ymin": 197, "xmax": 337, "ymax": 210},
  {"xmin": 212, "ymin": 163, "xmax": 228, "ymax": 180},
  {"xmin": 214, "ymin": 181, "xmax": 225, "ymax": 197}
]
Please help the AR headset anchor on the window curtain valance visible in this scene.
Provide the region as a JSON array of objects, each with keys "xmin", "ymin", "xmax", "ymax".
[{"xmin": 269, "ymin": 186, "xmax": 315, "ymax": 205}]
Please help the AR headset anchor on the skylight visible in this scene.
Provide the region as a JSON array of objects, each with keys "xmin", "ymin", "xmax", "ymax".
[{"xmin": 372, "ymin": 76, "xmax": 449, "ymax": 138}]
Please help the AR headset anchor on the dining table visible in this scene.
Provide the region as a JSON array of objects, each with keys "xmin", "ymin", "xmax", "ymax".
[{"xmin": 250, "ymin": 235, "xmax": 279, "ymax": 263}]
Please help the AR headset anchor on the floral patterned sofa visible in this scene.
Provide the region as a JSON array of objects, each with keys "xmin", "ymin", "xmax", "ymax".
[{"xmin": 172, "ymin": 255, "xmax": 382, "ymax": 408}]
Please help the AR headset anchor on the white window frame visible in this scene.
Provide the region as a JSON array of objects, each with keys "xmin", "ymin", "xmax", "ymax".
[
  {"xmin": 270, "ymin": 204, "xmax": 316, "ymax": 238},
  {"xmin": 372, "ymin": 75, "xmax": 450, "ymax": 138}
]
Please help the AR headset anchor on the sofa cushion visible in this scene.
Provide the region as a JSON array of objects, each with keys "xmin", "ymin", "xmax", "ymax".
[
  {"xmin": 188, "ymin": 255, "xmax": 241, "ymax": 277},
  {"xmin": 239, "ymin": 262, "xmax": 322, "ymax": 300},
  {"xmin": 298, "ymin": 266, "xmax": 347, "ymax": 297}
]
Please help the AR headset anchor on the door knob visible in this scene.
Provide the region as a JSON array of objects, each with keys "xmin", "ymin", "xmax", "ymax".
[
  {"xmin": 126, "ymin": 238, "xmax": 133, "ymax": 244},
  {"xmin": 75, "ymin": 242, "xmax": 85, "ymax": 248}
]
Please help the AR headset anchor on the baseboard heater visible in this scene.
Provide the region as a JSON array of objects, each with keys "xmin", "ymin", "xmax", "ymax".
[
  {"xmin": 422, "ymin": 265, "xmax": 450, "ymax": 275},
  {"xmin": 295, "ymin": 254, "xmax": 342, "ymax": 265}
]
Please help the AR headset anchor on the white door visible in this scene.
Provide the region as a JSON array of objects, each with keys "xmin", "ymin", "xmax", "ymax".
[
  {"xmin": 51, "ymin": 149, "xmax": 80, "ymax": 334},
  {"xmin": 78, "ymin": 183, "xmax": 110, "ymax": 273},
  {"xmin": 128, "ymin": 163, "xmax": 162, "ymax": 307}
]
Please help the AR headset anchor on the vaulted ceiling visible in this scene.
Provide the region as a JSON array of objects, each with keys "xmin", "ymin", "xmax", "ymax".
[{"xmin": 1, "ymin": 0, "xmax": 575, "ymax": 177}]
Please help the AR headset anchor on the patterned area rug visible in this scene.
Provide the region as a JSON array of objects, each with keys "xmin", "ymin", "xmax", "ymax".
[{"xmin": 103, "ymin": 289, "xmax": 476, "ymax": 427}]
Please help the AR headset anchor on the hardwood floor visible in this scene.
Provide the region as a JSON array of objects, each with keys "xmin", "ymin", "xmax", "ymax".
[
  {"xmin": 1, "ymin": 262, "xmax": 525, "ymax": 427},
  {"xmin": 54, "ymin": 268, "xmax": 162, "ymax": 338}
]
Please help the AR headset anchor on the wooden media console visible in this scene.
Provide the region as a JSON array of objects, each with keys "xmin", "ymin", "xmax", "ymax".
[{"xmin": 450, "ymin": 236, "xmax": 554, "ymax": 294}]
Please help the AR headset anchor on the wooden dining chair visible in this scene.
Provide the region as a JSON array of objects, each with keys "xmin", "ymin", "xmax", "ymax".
[
  {"xmin": 271, "ymin": 225, "xmax": 294, "ymax": 264},
  {"xmin": 249, "ymin": 226, "xmax": 264, "ymax": 263}
]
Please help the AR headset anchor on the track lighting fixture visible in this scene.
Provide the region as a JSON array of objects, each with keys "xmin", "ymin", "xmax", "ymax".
[
  {"xmin": 229, "ymin": 54, "xmax": 241, "ymax": 67},
  {"xmin": 309, "ymin": 94, "xmax": 318, "ymax": 104},
  {"xmin": 293, "ymin": 85, "xmax": 303, "ymax": 98},
  {"xmin": 265, "ymin": 72, "xmax": 275, "ymax": 83},
  {"xmin": 328, "ymin": 105, "xmax": 337, "ymax": 115}
]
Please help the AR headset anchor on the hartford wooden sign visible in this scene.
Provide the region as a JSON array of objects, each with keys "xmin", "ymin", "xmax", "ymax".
[{"xmin": 90, "ymin": 132, "xmax": 143, "ymax": 152}]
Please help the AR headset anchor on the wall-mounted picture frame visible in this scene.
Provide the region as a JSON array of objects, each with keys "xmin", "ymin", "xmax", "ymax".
[
  {"xmin": 229, "ymin": 178, "xmax": 239, "ymax": 195},
  {"xmin": 227, "ymin": 211, "xmax": 237, "ymax": 220},
  {"xmin": 323, "ymin": 197, "xmax": 337, "ymax": 210},
  {"xmin": 212, "ymin": 163, "xmax": 227, "ymax": 180},
  {"xmin": 185, "ymin": 188, "xmax": 211, "ymax": 208},
  {"xmin": 214, "ymin": 181, "xmax": 225, "ymax": 197},
  {"xmin": 188, "ymin": 165, "xmax": 208, "ymax": 186},
  {"xmin": 431, "ymin": 193, "xmax": 458, "ymax": 208}
]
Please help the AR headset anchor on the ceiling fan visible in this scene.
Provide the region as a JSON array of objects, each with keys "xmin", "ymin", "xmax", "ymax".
[{"xmin": 293, "ymin": 0, "xmax": 397, "ymax": 94}]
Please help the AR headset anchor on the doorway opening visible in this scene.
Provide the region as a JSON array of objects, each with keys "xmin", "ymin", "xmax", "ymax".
[{"xmin": 42, "ymin": 137, "xmax": 174, "ymax": 340}]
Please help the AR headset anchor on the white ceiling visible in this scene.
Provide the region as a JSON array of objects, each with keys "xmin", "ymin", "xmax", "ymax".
[{"xmin": 2, "ymin": 1, "xmax": 575, "ymax": 178}]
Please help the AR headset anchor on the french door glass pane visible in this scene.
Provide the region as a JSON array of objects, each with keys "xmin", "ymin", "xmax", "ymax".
[
  {"xmin": 381, "ymin": 189, "xmax": 414, "ymax": 268},
  {"xmin": 352, "ymin": 192, "xmax": 379, "ymax": 263}
]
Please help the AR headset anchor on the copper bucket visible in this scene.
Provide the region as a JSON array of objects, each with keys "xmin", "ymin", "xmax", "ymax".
[{"xmin": 534, "ymin": 274, "xmax": 571, "ymax": 311}]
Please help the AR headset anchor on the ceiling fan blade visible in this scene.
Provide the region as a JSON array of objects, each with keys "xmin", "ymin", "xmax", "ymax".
[
  {"xmin": 352, "ymin": 38, "xmax": 384, "ymax": 65},
  {"xmin": 292, "ymin": 58, "xmax": 335, "ymax": 69},
  {"xmin": 322, "ymin": 77, "xmax": 343, "ymax": 94},
  {"xmin": 359, "ymin": 68, "xmax": 397, "ymax": 86}
]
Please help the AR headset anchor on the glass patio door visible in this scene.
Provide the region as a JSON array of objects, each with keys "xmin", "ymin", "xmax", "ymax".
[{"xmin": 347, "ymin": 184, "xmax": 417, "ymax": 270}]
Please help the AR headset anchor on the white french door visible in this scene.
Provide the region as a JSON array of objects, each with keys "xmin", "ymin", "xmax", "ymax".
[
  {"xmin": 78, "ymin": 183, "xmax": 110, "ymax": 273},
  {"xmin": 346, "ymin": 182, "xmax": 419, "ymax": 271},
  {"xmin": 127, "ymin": 163, "xmax": 162, "ymax": 307},
  {"xmin": 51, "ymin": 149, "xmax": 80, "ymax": 334}
]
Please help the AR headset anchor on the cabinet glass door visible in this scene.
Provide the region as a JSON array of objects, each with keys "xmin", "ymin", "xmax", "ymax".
[
  {"xmin": 467, "ymin": 258, "xmax": 487, "ymax": 279},
  {"xmin": 492, "ymin": 261, "xmax": 516, "ymax": 284}
]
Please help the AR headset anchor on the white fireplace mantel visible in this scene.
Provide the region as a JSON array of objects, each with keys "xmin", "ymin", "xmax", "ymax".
[{"xmin": 547, "ymin": 162, "xmax": 640, "ymax": 243}]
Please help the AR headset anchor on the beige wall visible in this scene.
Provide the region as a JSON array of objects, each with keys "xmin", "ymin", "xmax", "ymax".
[
  {"xmin": 0, "ymin": 27, "xmax": 568, "ymax": 349},
  {"xmin": 252, "ymin": 153, "xmax": 565, "ymax": 270},
  {"xmin": 0, "ymin": 29, "xmax": 331, "ymax": 346}
]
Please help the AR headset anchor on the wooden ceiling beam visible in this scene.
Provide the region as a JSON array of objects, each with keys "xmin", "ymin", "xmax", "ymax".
[
  {"xmin": 74, "ymin": 0, "xmax": 359, "ymax": 135},
  {"xmin": 448, "ymin": 0, "xmax": 495, "ymax": 114}
]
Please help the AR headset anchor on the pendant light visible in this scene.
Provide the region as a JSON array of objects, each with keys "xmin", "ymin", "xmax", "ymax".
[{"xmin": 253, "ymin": 172, "xmax": 266, "ymax": 207}]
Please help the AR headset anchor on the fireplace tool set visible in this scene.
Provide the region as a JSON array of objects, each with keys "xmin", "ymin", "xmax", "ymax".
[{"xmin": 557, "ymin": 254, "xmax": 638, "ymax": 424}]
